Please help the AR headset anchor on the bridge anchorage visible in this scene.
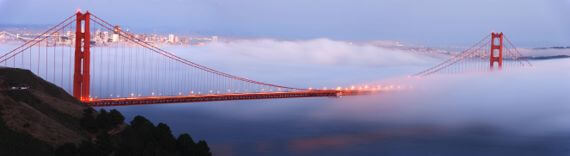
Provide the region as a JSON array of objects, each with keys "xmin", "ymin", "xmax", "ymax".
[{"xmin": 0, "ymin": 11, "xmax": 531, "ymax": 106}]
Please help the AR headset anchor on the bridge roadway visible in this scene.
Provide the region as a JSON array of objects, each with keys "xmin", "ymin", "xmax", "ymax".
[{"xmin": 84, "ymin": 90, "xmax": 377, "ymax": 107}]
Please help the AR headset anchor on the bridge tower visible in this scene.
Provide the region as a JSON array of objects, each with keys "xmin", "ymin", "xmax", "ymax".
[
  {"xmin": 73, "ymin": 11, "xmax": 91, "ymax": 101},
  {"xmin": 490, "ymin": 32, "xmax": 503, "ymax": 70}
]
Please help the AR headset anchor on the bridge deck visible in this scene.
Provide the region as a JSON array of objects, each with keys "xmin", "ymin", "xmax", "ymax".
[{"xmin": 84, "ymin": 90, "xmax": 376, "ymax": 107}]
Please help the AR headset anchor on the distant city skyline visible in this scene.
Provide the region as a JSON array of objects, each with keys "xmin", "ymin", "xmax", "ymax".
[{"xmin": 0, "ymin": 0, "xmax": 569, "ymax": 47}]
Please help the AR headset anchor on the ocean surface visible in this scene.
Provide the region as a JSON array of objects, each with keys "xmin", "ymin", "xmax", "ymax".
[
  {"xmin": 2, "ymin": 42, "xmax": 569, "ymax": 155},
  {"xmin": 104, "ymin": 54, "xmax": 570, "ymax": 155}
]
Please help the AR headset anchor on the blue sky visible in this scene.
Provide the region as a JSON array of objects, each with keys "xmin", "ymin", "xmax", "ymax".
[{"xmin": 0, "ymin": 0, "xmax": 569, "ymax": 46}]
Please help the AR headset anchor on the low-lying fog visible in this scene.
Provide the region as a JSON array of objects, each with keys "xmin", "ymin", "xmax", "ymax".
[
  {"xmin": 2, "ymin": 38, "xmax": 569, "ymax": 155},
  {"xmin": 110, "ymin": 39, "xmax": 570, "ymax": 155}
]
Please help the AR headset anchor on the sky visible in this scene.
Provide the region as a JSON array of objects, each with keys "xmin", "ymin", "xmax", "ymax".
[{"xmin": 0, "ymin": 0, "xmax": 569, "ymax": 47}]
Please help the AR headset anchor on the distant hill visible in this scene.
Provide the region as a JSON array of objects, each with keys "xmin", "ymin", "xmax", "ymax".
[
  {"xmin": 533, "ymin": 46, "xmax": 570, "ymax": 50},
  {"xmin": 521, "ymin": 46, "xmax": 570, "ymax": 60},
  {"xmin": 520, "ymin": 55, "xmax": 570, "ymax": 60}
]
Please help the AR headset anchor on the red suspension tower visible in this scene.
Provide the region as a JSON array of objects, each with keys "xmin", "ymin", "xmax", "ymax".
[
  {"xmin": 490, "ymin": 32, "xmax": 503, "ymax": 69},
  {"xmin": 73, "ymin": 11, "xmax": 91, "ymax": 101}
]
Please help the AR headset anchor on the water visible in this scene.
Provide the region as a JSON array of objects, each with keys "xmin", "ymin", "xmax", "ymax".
[
  {"xmin": 2, "ymin": 41, "xmax": 570, "ymax": 155},
  {"xmin": 103, "ymin": 62, "xmax": 570, "ymax": 155},
  {"xmin": 103, "ymin": 55, "xmax": 569, "ymax": 155}
]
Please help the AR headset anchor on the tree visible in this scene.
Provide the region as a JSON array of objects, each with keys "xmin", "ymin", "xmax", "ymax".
[
  {"xmin": 116, "ymin": 127, "xmax": 144, "ymax": 156},
  {"xmin": 108, "ymin": 109, "xmax": 125, "ymax": 128},
  {"xmin": 78, "ymin": 141, "xmax": 101, "ymax": 156},
  {"xmin": 129, "ymin": 115, "xmax": 156, "ymax": 154},
  {"xmin": 96, "ymin": 133, "xmax": 114, "ymax": 156},
  {"xmin": 176, "ymin": 134, "xmax": 196, "ymax": 156},
  {"xmin": 96, "ymin": 109, "xmax": 112, "ymax": 131},
  {"xmin": 154, "ymin": 123, "xmax": 177, "ymax": 154},
  {"xmin": 80, "ymin": 108, "xmax": 98, "ymax": 133},
  {"xmin": 130, "ymin": 116, "xmax": 153, "ymax": 129},
  {"xmin": 195, "ymin": 140, "xmax": 212, "ymax": 156},
  {"xmin": 83, "ymin": 108, "xmax": 96, "ymax": 116},
  {"xmin": 55, "ymin": 143, "xmax": 78, "ymax": 156},
  {"xmin": 75, "ymin": 111, "xmax": 211, "ymax": 156}
]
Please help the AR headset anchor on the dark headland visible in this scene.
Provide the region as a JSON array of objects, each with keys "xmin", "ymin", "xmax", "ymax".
[{"xmin": 0, "ymin": 67, "xmax": 212, "ymax": 156}]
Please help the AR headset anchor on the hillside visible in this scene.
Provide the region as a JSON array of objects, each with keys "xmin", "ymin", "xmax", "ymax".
[
  {"xmin": 0, "ymin": 67, "xmax": 211, "ymax": 156},
  {"xmin": 0, "ymin": 68, "xmax": 88, "ymax": 148}
]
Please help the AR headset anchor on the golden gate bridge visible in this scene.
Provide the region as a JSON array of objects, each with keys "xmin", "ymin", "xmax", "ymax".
[{"xmin": 0, "ymin": 11, "xmax": 532, "ymax": 107}]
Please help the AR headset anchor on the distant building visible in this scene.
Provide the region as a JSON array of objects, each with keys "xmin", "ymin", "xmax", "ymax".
[
  {"xmin": 103, "ymin": 31, "xmax": 109, "ymax": 43},
  {"xmin": 112, "ymin": 26, "xmax": 121, "ymax": 42},
  {"xmin": 111, "ymin": 34, "xmax": 119, "ymax": 42},
  {"xmin": 0, "ymin": 28, "xmax": 214, "ymax": 47},
  {"xmin": 168, "ymin": 34, "xmax": 175, "ymax": 43}
]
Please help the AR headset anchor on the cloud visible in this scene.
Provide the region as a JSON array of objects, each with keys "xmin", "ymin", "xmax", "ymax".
[
  {"xmin": 142, "ymin": 57, "xmax": 570, "ymax": 137},
  {"xmin": 311, "ymin": 58, "xmax": 570, "ymax": 135}
]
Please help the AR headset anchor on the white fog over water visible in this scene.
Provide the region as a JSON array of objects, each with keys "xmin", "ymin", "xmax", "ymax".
[{"xmin": 1, "ymin": 39, "xmax": 569, "ymax": 155}]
